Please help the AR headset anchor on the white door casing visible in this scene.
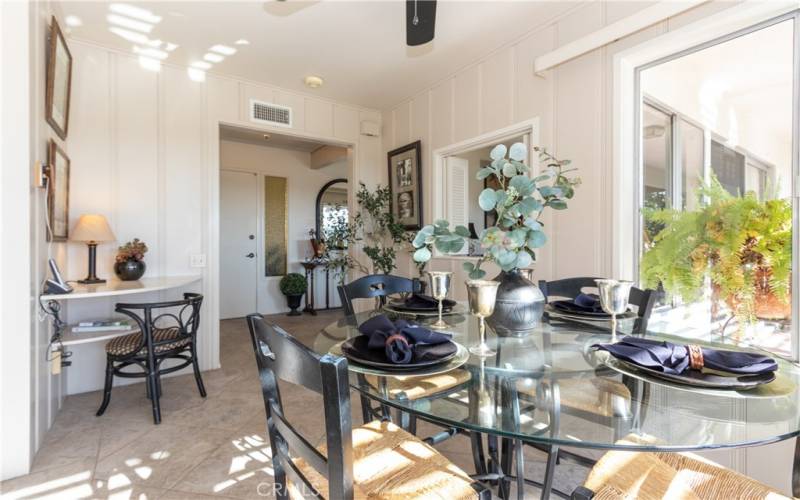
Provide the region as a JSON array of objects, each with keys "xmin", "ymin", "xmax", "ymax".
[{"xmin": 220, "ymin": 170, "xmax": 259, "ymax": 319}]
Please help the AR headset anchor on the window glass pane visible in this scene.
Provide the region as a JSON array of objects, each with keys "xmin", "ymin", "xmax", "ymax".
[{"xmin": 639, "ymin": 19, "xmax": 794, "ymax": 357}]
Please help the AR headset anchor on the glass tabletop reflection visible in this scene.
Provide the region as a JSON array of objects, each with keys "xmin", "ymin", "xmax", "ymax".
[{"xmin": 313, "ymin": 308, "xmax": 800, "ymax": 452}]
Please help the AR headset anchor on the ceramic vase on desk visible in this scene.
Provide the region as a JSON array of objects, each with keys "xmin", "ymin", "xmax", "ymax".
[{"xmin": 114, "ymin": 259, "xmax": 146, "ymax": 281}]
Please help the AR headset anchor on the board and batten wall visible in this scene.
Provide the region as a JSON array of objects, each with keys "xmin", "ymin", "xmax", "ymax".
[
  {"xmin": 381, "ymin": 0, "xmax": 793, "ymax": 493},
  {"xmin": 219, "ymin": 140, "xmax": 346, "ymax": 314}
]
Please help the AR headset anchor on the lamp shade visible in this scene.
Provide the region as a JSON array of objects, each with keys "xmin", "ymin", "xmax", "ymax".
[{"xmin": 70, "ymin": 214, "xmax": 116, "ymax": 243}]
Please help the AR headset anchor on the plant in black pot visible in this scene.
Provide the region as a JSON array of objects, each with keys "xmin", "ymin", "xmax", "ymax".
[
  {"xmin": 279, "ymin": 273, "xmax": 307, "ymax": 316},
  {"xmin": 114, "ymin": 238, "xmax": 148, "ymax": 281}
]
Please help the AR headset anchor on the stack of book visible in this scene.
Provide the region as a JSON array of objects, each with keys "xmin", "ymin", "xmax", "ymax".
[{"xmin": 72, "ymin": 320, "xmax": 134, "ymax": 333}]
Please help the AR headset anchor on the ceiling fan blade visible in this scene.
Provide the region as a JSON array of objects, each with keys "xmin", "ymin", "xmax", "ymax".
[{"xmin": 406, "ymin": 0, "xmax": 437, "ymax": 46}]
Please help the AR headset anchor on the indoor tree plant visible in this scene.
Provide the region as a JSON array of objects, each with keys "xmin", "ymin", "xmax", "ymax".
[
  {"xmin": 641, "ymin": 176, "xmax": 791, "ymax": 331},
  {"xmin": 115, "ymin": 238, "xmax": 148, "ymax": 281},
  {"xmin": 279, "ymin": 273, "xmax": 308, "ymax": 316},
  {"xmin": 412, "ymin": 142, "xmax": 579, "ymax": 335},
  {"xmin": 354, "ymin": 182, "xmax": 410, "ymax": 275}
]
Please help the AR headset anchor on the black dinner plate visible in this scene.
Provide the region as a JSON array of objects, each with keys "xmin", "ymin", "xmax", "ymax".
[
  {"xmin": 612, "ymin": 358, "xmax": 776, "ymax": 390},
  {"xmin": 340, "ymin": 336, "xmax": 457, "ymax": 371},
  {"xmin": 388, "ymin": 298, "xmax": 457, "ymax": 312}
]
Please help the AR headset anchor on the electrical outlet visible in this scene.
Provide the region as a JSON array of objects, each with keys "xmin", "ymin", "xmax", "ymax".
[
  {"xmin": 190, "ymin": 254, "xmax": 206, "ymax": 268},
  {"xmin": 33, "ymin": 160, "xmax": 48, "ymax": 188}
]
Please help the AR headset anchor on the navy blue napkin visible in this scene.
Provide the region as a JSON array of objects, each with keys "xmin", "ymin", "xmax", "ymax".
[
  {"xmin": 594, "ymin": 336, "xmax": 777, "ymax": 376},
  {"xmin": 551, "ymin": 293, "xmax": 606, "ymax": 314},
  {"xmin": 401, "ymin": 293, "xmax": 456, "ymax": 311},
  {"xmin": 356, "ymin": 314, "xmax": 453, "ymax": 364}
]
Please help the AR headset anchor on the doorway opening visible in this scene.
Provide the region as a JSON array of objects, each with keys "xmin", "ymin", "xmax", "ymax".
[{"xmin": 218, "ymin": 124, "xmax": 353, "ymax": 320}]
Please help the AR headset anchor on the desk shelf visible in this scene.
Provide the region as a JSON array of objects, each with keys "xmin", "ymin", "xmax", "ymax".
[
  {"xmin": 60, "ymin": 327, "xmax": 140, "ymax": 346},
  {"xmin": 41, "ymin": 275, "xmax": 202, "ymax": 301}
]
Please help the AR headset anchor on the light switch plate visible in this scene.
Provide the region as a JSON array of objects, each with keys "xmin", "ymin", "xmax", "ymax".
[{"xmin": 190, "ymin": 254, "xmax": 206, "ymax": 268}]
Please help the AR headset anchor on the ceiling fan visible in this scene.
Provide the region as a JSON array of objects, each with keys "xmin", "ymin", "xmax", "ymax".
[{"xmin": 406, "ymin": 0, "xmax": 437, "ymax": 46}]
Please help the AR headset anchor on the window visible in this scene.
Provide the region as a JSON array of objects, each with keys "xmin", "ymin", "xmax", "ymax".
[{"xmin": 637, "ymin": 15, "xmax": 797, "ymax": 357}]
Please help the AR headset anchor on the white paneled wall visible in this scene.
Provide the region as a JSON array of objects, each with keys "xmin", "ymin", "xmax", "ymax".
[{"xmin": 381, "ymin": 0, "xmax": 794, "ymax": 492}]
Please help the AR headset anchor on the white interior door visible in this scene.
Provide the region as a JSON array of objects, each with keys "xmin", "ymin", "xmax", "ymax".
[
  {"xmin": 446, "ymin": 156, "xmax": 469, "ymax": 255},
  {"xmin": 220, "ymin": 170, "xmax": 258, "ymax": 319}
]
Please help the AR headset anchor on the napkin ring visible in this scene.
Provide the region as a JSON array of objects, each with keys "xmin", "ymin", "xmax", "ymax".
[
  {"xmin": 687, "ymin": 344, "xmax": 704, "ymax": 370},
  {"xmin": 385, "ymin": 334, "xmax": 409, "ymax": 348}
]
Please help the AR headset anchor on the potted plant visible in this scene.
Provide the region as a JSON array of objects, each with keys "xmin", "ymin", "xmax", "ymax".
[
  {"xmin": 354, "ymin": 182, "xmax": 410, "ymax": 275},
  {"xmin": 114, "ymin": 238, "xmax": 148, "ymax": 281},
  {"xmin": 411, "ymin": 142, "xmax": 579, "ymax": 335},
  {"xmin": 641, "ymin": 176, "xmax": 791, "ymax": 331},
  {"xmin": 308, "ymin": 229, "xmax": 326, "ymax": 259},
  {"xmin": 279, "ymin": 273, "xmax": 308, "ymax": 316}
]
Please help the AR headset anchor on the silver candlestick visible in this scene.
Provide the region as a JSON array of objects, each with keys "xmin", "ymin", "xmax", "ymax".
[
  {"xmin": 595, "ymin": 279, "xmax": 633, "ymax": 341},
  {"xmin": 466, "ymin": 279, "xmax": 500, "ymax": 356},
  {"xmin": 427, "ymin": 271, "xmax": 452, "ymax": 329}
]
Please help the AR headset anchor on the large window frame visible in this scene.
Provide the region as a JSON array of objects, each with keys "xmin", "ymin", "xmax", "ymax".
[{"xmin": 629, "ymin": 9, "xmax": 800, "ymax": 359}]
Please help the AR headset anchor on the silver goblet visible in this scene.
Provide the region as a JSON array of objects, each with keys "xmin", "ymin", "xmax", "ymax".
[
  {"xmin": 595, "ymin": 279, "xmax": 633, "ymax": 341},
  {"xmin": 427, "ymin": 271, "xmax": 452, "ymax": 329},
  {"xmin": 466, "ymin": 279, "xmax": 500, "ymax": 356}
]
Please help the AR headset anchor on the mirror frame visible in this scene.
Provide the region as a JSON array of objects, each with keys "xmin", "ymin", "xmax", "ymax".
[{"xmin": 315, "ymin": 178, "xmax": 348, "ymax": 240}]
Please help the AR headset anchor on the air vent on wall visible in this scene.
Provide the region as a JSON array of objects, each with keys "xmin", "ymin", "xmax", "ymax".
[{"xmin": 249, "ymin": 99, "xmax": 292, "ymax": 128}]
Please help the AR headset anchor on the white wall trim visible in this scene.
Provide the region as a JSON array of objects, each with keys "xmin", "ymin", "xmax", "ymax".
[
  {"xmin": 0, "ymin": 0, "xmax": 33, "ymax": 480},
  {"xmin": 535, "ymin": 0, "xmax": 707, "ymax": 73}
]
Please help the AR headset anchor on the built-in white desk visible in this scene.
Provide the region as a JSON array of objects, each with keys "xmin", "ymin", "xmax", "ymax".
[{"xmin": 40, "ymin": 275, "xmax": 202, "ymax": 394}]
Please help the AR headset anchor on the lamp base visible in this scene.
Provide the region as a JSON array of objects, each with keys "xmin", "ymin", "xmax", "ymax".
[{"xmin": 77, "ymin": 277, "xmax": 106, "ymax": 284}]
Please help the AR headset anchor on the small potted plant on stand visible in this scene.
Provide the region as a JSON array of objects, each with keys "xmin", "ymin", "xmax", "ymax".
[
  {"xmin": 115, "ymin": 238, "xmax": 148, "ymax": 281},
  {"xmin": 279, "ymin": 273, "xmax": 308, "ymax": 316}
]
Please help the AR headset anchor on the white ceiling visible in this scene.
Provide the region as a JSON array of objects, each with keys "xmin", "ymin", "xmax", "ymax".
[{"xmin": 61, "ymin": 1, "xmax": 577, "ymax": 110}]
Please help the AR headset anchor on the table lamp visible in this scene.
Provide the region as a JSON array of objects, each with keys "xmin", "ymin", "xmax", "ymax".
[{"xmin": 71, "ymin": 214, "xmax": 116, "ymax": 284}]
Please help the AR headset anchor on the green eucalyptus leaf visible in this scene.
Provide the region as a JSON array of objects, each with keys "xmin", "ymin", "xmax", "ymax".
[
  {"xmin": 509, "ymin": 143, "xmax": 527, "ymax": 161},
  {"xmin": 496, "ymin": 249, "xmax": 517, "ymax": 268},
  {"xmin": 495, "ymin": 190, "xmax": 508, "ymax": 206},
  {"xmin": 412, "ymin": 231, "xmax": 429, "ymax": 248},
  {"xmin": 518, "ymin": 197, "xmax": 542, "ymax": 215},
  {"xmin": 523, "ymin": 218, "xmax": 541, "ymax": 231},
  {"xmin": 469, "ymin": 268, "xmax": 487, "ymax": 279},
  {"xmin": 549, "ymin": 200, "xmax": 568, "ymax": 210},
  {"xmin": 539, "ymin": 186, "xmax": 563, "ymax": 198},
  {"xmin": 491, "ymin": 158, "xmax": 505, "ymax": 169},
  {"xmin": 527, "ymin": 230, "xmax": 547, "ymax": 248},
  {"xmin": 454, "ymin": 225, "xmax": 471, "ymax": 238},
  {"xmin": 476, "ymin": 167, "xmax": 495, "ymax": 180},
  {"xmin": 508, "ymin": 228, "xmax": 528, "ymax": 247},
  {"xmin": 509, "ymin": 175, "xmax": 535, "ymax": 196},
  {"xmin": 479, "ymin": 188, "xmax": 497, "ymax": 211},
  {"xmin": 515, "ymin": 251, "xmax": 532, "ymax": 269},
  {"xmin": 514, "ymin": 161, "xmax": 530, "ymax": 173},
  {"xmin": 533, "ymin": 173, "xmax": 552, "ymax": 183},
  {"xmin": 502, "ymin": 162, "xmax": 517, "ymax": 178},
  {"xmin": 462, "ymin": 261, "xmax": 475, "ymax": 272},
  {"xmin": 434, "ymin": 219, "xmax": 449, "ymax": 228},
  {"xmin": 489, "ymin": 144, "xmax": 507, "ymax": 161},
  {"xmin": 413, "ymin": 247, "xmax": 432, "ymax": 262}
]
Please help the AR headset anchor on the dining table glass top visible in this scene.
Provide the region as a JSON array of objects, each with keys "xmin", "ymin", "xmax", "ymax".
[{"xmin": 313, "ymin": 307, "xmax": 800, "ymax": 452}]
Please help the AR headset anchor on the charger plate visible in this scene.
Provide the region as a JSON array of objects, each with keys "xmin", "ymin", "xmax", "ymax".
[
  {"xmin": 329, "ymin": 340, "xmax": 470, "ymax": 377},
  {"xmin": 384, "ymin": 302, "xmax": 467, "ymax": 317}
]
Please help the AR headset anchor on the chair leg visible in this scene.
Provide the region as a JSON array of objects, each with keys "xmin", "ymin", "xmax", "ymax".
[
  {"xmin": 360, "ymin": 393, "xmax": 372, "ymax": 424},
  {"xmin": 514, "ymin": 439, "xmax": 524, "ymax": 500},
  {"xmin": 96, "ymin": 358, "xmax": 114, "ymax": 417},
  {"xmin": 470, "ymin": 432, "xmax": 488, "ymax": 476},
  {"xmin": 191, "ymin": 344, "xmax": 207, "ymax": 397},
  {"xmin": 147, "ymin": 357, "xmax": 162, "ymax": 424},
  {"xmin": 542, "ymin": 445, "xmax": 559, "ymax": 500}
]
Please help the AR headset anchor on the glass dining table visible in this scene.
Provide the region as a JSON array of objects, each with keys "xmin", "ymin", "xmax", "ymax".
[{"xmin": 312, "ymin": 307, "xmax": 800, "ymax": 499}]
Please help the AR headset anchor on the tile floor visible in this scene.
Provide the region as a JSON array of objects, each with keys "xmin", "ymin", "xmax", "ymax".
[{"xmin": 1, "ymin": 310, "xmax": 588, "ymax": 499}]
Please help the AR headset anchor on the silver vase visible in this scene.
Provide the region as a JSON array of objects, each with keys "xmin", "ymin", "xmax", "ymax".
[{"xmin": 487, "ymin": 268, "xmax": 545, "ymax": 337}]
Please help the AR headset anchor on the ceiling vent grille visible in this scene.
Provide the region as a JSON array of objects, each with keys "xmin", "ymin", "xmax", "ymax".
[{"xmin": 249, "ymin": 99, "xmax": 292, "ymax": 128}]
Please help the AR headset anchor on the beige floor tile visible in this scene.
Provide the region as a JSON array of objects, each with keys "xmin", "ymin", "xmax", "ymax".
[{"xmin": 0, "ymin": 458, "xmax": 97, "ymax": 500}]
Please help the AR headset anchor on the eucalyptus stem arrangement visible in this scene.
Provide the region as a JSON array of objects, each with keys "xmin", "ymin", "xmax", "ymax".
[{"xmin": 411, "ymin": 143, "xmax": 579, "ymax": 278}]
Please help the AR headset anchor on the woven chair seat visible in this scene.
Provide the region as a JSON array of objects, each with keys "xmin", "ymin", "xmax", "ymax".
[
  {"xmin": 583, "ymin": 436, "xmax": 790, "ymax": 499},
  {"xmin": 105, "ymin": 327, "xmax": 190, "ymax": 357},
  {"xmin": 517, "ymin": 377, "xmax": 632, "ymax": 418},
  {"xmin": 290, "ymin": 420, "xmax": 478, "ymax": 499},
  {"xmin": 364, "ymin": 369, "xmax": 471, "ymax": 401}
]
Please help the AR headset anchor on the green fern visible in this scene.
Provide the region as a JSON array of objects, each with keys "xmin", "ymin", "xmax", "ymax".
[{"xmin": 641, "ymin": 175, "xmax": 792, "ymax": 325}]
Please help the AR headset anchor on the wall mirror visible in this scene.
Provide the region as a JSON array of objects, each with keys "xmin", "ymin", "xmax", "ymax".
[{"xmin": 315, "ymin": 178, "xmax": 348, "ymax": 248}]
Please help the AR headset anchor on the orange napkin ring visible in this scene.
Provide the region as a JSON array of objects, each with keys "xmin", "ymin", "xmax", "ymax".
[
  {"xmin": 687, "ymin": 344, "xmax": 704, "ymax": 370},
  {"xmin": 385, "ymin": 334, "xmax": 409, "ymax": 348}
]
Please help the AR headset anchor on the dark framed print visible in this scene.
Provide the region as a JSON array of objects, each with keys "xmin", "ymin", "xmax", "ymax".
[
  {"xmin": 387, "ymin": 140, "xmax": 422, "ymax": 230},
  {"xmin": 47, "ymin": 140, "xmax": 70, "ymax": 241},
  {"xmin": 46, "ymin": 16, "xmax": 73, "ymax": 140}
]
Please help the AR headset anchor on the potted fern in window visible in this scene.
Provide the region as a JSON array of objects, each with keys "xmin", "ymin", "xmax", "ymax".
[{"xmin": 641, "ymin": 176, "xmax": 791, "ymax": 331}]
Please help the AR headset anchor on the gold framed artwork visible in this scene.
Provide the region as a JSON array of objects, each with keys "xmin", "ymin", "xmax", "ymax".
[
  {"xmin": 47, "ymin": 140, "xmax": 70, "ymax": 241},
  {"xmin": 264, "ymin": 175, "xmax": 288, "ymax": 276},
  {"xmin": 46, "ymin": 16, "xmax": 73, "ymax": 140},
  {"xmin": 387, "ymin": 140, "xmax": 422, "ymax": 230}
]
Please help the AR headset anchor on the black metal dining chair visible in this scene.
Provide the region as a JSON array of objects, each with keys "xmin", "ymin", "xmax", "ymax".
[
  {"xmin": 539, "ymin": 276, "xmax": 657, "ymax": 333},
  {"xmin": 337, "ymin": 274, "xmax": 422, "ymax": 317},
  {"xmin": 245, "ymin": 314, "xmax": 490, "ymax": 499},
  {"xmin": 96, "ymin": 293, "xmax": 205, "ymax": 424}
]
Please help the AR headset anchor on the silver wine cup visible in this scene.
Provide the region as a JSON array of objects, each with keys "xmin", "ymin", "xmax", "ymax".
[
  {"xmin": 427, "ymin": 271, "xmax": 452, "ymax": 329},
  {"xmin": 466, "ymin": 279, "xmax": 500, "ymax": 356},
  {"xmin": 595, "ymin": 279, "xmax": 633, "ymax": 341}
]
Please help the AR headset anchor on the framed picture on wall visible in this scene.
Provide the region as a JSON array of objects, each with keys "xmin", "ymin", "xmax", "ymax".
[
  {"xmin": 387, "ymin": 140, "xmax": 422, "ymax": 230},
  {"xmin": 46, "ymin": 16, "xmax": 73, "ymax": 140},
  {"xmin": 47, "ymin": 140, "xmax": 70, "ymax": 241}
]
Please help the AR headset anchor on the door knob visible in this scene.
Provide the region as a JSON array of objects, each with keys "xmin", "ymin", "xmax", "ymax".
[{"xmin": 245, "ymin": 252, "xmax": 255, "ymax": 258}]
